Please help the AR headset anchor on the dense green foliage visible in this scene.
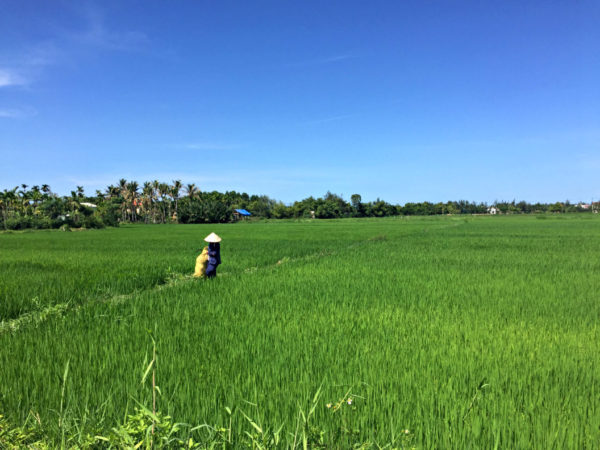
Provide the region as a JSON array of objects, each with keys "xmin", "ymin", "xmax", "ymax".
[
  {"xmin": 1, "ymin": 216, "xmax": 599, "ymax": 448},
  {"xmin": 2, "ymin": 182, "xmax": 597, "ymax": 230},
  {"xmin": 0, "ymin": 184, "xmax": 117, "ymax": 231}
]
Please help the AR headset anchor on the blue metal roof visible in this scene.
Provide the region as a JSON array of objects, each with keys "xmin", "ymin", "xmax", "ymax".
[{"xmin": 234, "ymin": 209, "xmax": 251, "ymax": 216}]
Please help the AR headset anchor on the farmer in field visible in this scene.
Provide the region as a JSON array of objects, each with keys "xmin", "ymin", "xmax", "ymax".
[{"xmin": 204, "ymin": 232, "xmax": 222, "ymax": 278}]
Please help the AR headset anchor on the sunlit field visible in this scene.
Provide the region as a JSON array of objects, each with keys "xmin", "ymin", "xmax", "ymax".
[{"xmin": 1, "ymin": 215, "xmax": 599, "ymax": 448}]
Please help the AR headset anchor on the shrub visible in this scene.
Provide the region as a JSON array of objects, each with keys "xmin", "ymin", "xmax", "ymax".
[
  {"xmin": 31, "ymin": 216, "xmax": 52, "ymax": 229},
  {"xmin": 83, "ymin": 215, "xmax": 105, "ymax": 229}
]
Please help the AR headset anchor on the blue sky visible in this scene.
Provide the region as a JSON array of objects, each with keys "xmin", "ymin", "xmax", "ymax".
[{"xmin": 1, "ymin": 1, "xmax": 599, "ymax": 204}]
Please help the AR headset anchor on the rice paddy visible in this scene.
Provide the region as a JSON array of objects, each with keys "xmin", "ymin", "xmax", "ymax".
[{"xmin": 1, "ymin": 215, "xmax": 599, "ymax": 448}]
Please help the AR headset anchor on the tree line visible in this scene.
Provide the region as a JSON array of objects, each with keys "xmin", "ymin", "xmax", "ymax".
[{"xmin": 0, "ymin": 181, "xmax": 597, "ymax": 230}]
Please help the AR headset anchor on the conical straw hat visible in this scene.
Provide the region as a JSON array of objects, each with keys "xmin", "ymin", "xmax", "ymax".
[{"xmin": 204, "ymin": 232, "xmax": 222, "ymax": 243}]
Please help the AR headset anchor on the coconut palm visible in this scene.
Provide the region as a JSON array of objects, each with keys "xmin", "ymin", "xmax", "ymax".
[
  {"xmin": 0, "ymin": 192, "xmax": 8, "ymax": 229},
  {"xmin": 105, "ymin": 185, "xmax": 120, "ymax": 199},
  {"xmin": 142, "ymin": 182, "xmax": 153, "ymax": 223},
  {"xmin": 171, "ymin": 180, "xmax": 182, "ymax": 222},
  {"xmin": 154, "ymin": 185, "xmax": 160, "ymax": 223},
  {"xmin": 118, "ymin": 179, "xmax": 128, "ymax": 221},
  {"xmin": 126, "ymin": 181, "xmax": 139, "ymax": 222},
  {"xmin": 185, "ymin": 183, "xmax": 199, "ymax": 199},
  {"xmin": 67, "ymin": 190, "xmax": 81, "ymax": 220},
  {"xmin": 158, "ymin": 182, "xmax": 170, "ymax": 223},
  {"xmin": 0, "ymin": 189, "xmax": 16, "ymax": 228},
  {"xmin": 17, "ymin": 185, "xmax": 31, "ymax": 215},
  {"xmin": 0, "ymin": 188, "xmax": 18, "ymax": 228},
  {"xmin": 30, "ymin": 186, "xmax": 42, "ymax": 212}
]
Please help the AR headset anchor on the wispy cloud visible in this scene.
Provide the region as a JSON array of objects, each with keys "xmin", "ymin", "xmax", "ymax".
[
  {"xmin": 0, "ymin": 69, "xmax": 28, "ymax": 88},
  {"xmin": 21, "ymin": 42, "xmax": 62, "ymax": 67},
  {"xmin": 0, "ymin": 41, "xmax": 62, "ymax": 88},
  {"xmin": 0, "ymin": 3, "xmax": 149, "ymax": 92},
  {"xmin": 68, "ymin": 4, "xmax": 150, "ymax": 52},
  {"xmin": 0, "ymin": 107, "xmax": 38, "ymax": 119},
  {"xmin": 286, "ymin": 53, "xmax": 358, "ymax": 68}
]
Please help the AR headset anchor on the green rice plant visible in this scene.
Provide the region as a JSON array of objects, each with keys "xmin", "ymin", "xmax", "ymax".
[
  {"xmin": 0, "ymin": 221, "xmax": 383, "ymax": 321},
  {"xmin": 0, "ymin": 215, "xmax": 599, "ymax": 447}
]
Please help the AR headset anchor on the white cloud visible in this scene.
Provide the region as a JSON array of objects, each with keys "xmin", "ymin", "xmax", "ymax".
[
  {"xmin": 69, "ymin": 3, "xmax": 149, "ymax": 52},
  {"xmin": 0, "ymin": 4, "xmax": 149, "ymax": 93},
  {"xmin": 0, "ymin": 69, "xmax": 27, "ymax": 88},
  {"xmin": 0, "ymin": 107, "xmax": 37, "ymax": 118},
  {"xmin": 0, "ymin": 41, "xmax": 63, "ymax": 90},
  {"xmin": 20, "ymin": 41, "xmax": 62, "ymax": 67}
]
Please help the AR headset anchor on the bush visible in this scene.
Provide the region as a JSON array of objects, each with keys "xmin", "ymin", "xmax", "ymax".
[
  {"xmin": 83, "ymin": 215, "xmax": 105, "ymax": 229},
  {"xmin": 4, "ymin": 216, "xmax": 30, "ymax": 230},
  {"xmin": 178, "ymin": 198, "xmax": 232, "ymax": 224},
  {"xmin": 31, "ymin": 216, "xmax": 52, "ymax": 229},
  {"xmin": 51, "ymin": 217, "xmax": 69, "ymax": 229},
  {"xmin": 97, "ymin": 203, "xmax": 120, "ymax": 227}
]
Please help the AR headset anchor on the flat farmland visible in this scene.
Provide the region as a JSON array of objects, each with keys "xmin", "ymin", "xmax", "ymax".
[{"xmin": 1, "ymin": 216, "xmax": 599, "ymax": 448}]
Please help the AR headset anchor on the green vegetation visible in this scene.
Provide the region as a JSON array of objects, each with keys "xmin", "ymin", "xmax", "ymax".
[
  {"xmin": 3, "ymin": 182, "xmax": 598, "ymax": 231},
  {"xmin": 1, "ymin": 216, "xmax": 599, "ymax": 448}
]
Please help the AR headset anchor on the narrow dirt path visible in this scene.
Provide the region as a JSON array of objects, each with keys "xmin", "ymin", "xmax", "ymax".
[{"xmin": 0, "ymin": 237, "xmax": 384, "ymax": 336}]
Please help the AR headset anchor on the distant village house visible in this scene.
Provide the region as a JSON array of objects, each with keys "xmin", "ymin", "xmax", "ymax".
[{"xmin": 233, "ymin": 209, "xmax": 251, "ymax": 220}]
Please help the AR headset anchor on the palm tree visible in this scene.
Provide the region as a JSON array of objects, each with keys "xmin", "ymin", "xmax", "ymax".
[
  {"xmin": 171, "ymin": 180, "xmax": 182, "ymax": 222},
  {"xmin": 158, "ymin": 182, "xmax": 170, "ymax": 223},
  {"xmin": 30, "ymin": 185, "xmax": 42, "ymax": 211},
  {"xmin": 41, "ymin": 184, "xmax": 52, "ymax": 202},
  {"xmin": 18, "ymin": 185, "xmax": 30, "ymax": 215},
  {"xmin": 152, "ymin": 180, "xmax": 160, "ymax": 223},
  {"xmin": 118, "ymin": 179, "xmax": 128, "ymax": 221},
  {"xmin": 0, "ymin": 190, "xmax": 8, "ymax": 228},
  {"xmin": 3, "ymin": 186, "xmax": 19, "ymax": 221},
  {"xmin": 105, "ymin": 185, "xmax": 120, "ymax": 199},
  {"xmin": 68, "ymin": 190, "xmax": 80, "ymax": 218},
  {"xmin": 142, "ymin": 182, "xmax": 153, "ymax": 223},
  {"xmin": 185, "ymin": 183, "xmax": 199, "ymax": 199},
  {"xmin": 126, "ymin": 181, "xmax": 139, "ymax": 222},
  {"xmin": 0, "ymin": 188, "xmax": 17, "ymax": 228}
]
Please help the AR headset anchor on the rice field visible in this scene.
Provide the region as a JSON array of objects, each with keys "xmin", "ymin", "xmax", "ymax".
[{"xmin": 1, "ymin": 215, "xmax": 599, "ymax": 448}]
